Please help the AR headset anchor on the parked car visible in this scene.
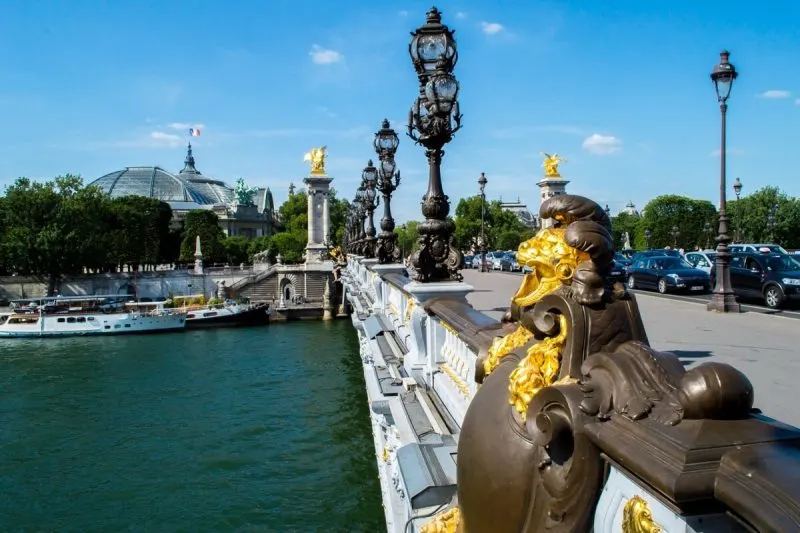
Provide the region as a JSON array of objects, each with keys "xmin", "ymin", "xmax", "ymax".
[
  {"xmin": 609, "ymin": 260, "xmax": 628, "ymax": 284},
  {"xmin": 507, "ymin": 252, "xmax": 521, "ymax": 272},
  {"xmin": 729, "ymin": 243, "xmax": 788, "ymax": 255},
  {"xmin": 712, "ymin": 252, "xmax": 800, "ymax": 309},
  {"xmin": 486, "ymin": 251, "xmax": 512, "ymax": 271},
  {"xmin": 464, "ymin": 255, "xmax": 474, "ymax": 268},
  {"xmin": 684, "ymin": 250, "xmax": 717, "ymax": 274},
  {"xmin": 626, "ymin": 255, "xmax": 711, "ymax": 294},
  {"xmin": 614, "ymin": 252, "xmax": 633, "ymax": 270}
]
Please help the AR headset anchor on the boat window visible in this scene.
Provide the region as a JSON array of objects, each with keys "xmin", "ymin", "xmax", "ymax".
[
  {"xmin": 77, "ymin": 317, "xmax": 86, "ymax": 323},
  {"xmin": 124, "ymin": 324, "xmax": 131, "ymax": 328},
  {"xmin": 87, "ymin": 317, "xmax": 95, "ymax": 321},
  {"xmin": 114, "ymin": 324, "xmax": 121, "ymax": 329},
  {"xmin": 104, "ymin": 325, "xmax": 111, "ymax": 329},
  {"xmin": 9, "ymin": 316, "xmax": 39, "ymax": 324},
  {"xmin": 67, "ymin": 317, "xmax": 76, "ymax": 323},
  {"xmin": 187, "ymin": 314, "xmax": 196, "ymax": 319},
  {"xmin": 57, "ymin": 317, "xmax": 66, "ymax": 323},
  {"xmin": 203, "ymin": 312, "xmax": 218, "ymax": 317}
]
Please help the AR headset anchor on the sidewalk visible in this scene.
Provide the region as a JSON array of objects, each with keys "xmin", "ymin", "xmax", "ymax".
[{"xmin": 461, "ymin": 270, "xmax": 800, "ymax": 427}]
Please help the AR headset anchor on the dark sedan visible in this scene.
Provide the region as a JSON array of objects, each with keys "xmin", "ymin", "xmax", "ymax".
[
  {"xmin": 626, "ymin": 255, "xmax": 711, "ymax": 294},
  {"xmin": 609, "ymin": 260, "xmax": 628, "ymax": 284}
]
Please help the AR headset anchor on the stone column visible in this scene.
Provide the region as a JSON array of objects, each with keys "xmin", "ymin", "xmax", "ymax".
[
  {"xmin": 322, "ymin": 192, "xmax": 330, "ymax": 243},
  {"xmin": 307, "ymin": 186, "xmax": 316, "ymax": 245},
  {"xmin": 537, "ymin": 177, "xmax": 570, "ymax": 228}
]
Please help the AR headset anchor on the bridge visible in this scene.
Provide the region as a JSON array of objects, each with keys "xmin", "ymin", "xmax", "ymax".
[{"xmin": 340, "ymin": 232, "xmax": 800, "ymax": 532}]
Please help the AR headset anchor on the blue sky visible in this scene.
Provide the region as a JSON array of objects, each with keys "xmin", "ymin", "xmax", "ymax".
[{"xmin": 1, "ymin": 0, "xmax": 799, "ymax": 223}]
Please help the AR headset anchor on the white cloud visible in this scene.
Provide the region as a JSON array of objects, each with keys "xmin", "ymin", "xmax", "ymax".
[
  {"xmin": 710, "ymin": 148, "xmax": 745, "ymax": 157},
  {"xmin": 168, "ymin": 122, "xmax": 204, "ymax": 130},
  {"xmin": 398, "ymin": 10, "xmax": 408, "ymax": 16},
  {"xmin": 149, "ymin": 131, "xmax": 182, "ymax": 147},
  {"xmin": 316, "ymin": 106, "xmax": 338, "ymax": 119},
  {"xmin": 758, "ymin": 90, "xmax": 790, "ymax": 99},
  {"xmin": 309, "ymin": 45, "xmax": 343, "ymax": 65},
  {"xmin": 582, "ymin": 133, "xmax": 622, "ymax": 155},
  {"xmin": 480, "ymin": 22, "xmax": 504, "ymax": 35},
  {"xmin": 795, "ymin": 98, "xmax": 800, "ymax": 105},
  {"xmin": 456, "ymin": 11, "xmax": 467, "ymax": 19}
]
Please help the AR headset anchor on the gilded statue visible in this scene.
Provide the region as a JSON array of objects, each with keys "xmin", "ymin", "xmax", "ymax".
[
  {"xmin": 303, "ymin": 146, "xmax": 328, "ymax": 175},
  {"xmin": 541, "ymin": 152, "xmax": 567, "ymax": 178}
]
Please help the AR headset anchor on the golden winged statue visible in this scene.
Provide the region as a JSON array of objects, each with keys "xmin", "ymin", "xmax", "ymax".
[
  {"xmin": 304, "ymin": 146, "xmax": 328, "ymax": 175},
  {"xmin": 541, "ymin": 152, "xmax": 566, "ymax": 178}
]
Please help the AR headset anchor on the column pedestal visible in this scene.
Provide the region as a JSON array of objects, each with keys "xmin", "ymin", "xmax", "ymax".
[
  {"xmin": 537, "ymin": 177, "xmax": 570, "ymax": 228},
  {"xmin": 303, "ymin": 173, "xmax": 333, "ymax": 263}
]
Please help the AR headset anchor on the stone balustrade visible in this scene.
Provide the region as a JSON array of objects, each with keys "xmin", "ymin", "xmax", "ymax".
[{"xmin": 341, "ymin": 234, "xmax": 800, "ymax": 533}]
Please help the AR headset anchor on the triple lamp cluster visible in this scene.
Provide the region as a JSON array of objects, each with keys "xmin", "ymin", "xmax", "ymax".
[{"xmin": 342, "ymin": 7, "xmax": 463, "ymax": 282}]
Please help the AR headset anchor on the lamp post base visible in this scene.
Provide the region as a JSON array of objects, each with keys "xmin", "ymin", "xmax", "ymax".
[{"xmin": 707, "ymin": 292, "xmax": 741, "ymax": 313}]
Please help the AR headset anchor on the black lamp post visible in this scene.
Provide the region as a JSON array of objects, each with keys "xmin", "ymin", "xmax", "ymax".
[
  {"xmin": 604, "ymin": 205, "xmax": 612, "ymax": 218},
  {"xmin": 671, "ymin": 225, "xmax": 680, "ymax": 248},
  {"xmin": 399, "ymin": 223, "xmax": 407, "ymax": 263},
  {"xmin": 360, "ymin": 160, "xmax": 379, "ymax": 258},
  {"xmin": 407, "ymin": 7, "xmax": 463, "ymax": 282},
  {"xmin": 703, "ymin": 221, "xmax": 714, "ymax": 250},
  {"xmin": 478, "ymin": 172, "xmax": 488, "ymax": 273},
  {"xmin": 644, "ymin": 228, "xmax": 652, "ymax": 249},
  {"xmin": 354, "ymin": 184, "xmax": 367, "ymax": 255},
  {"xmin": 707, "ymin": 50, "xmax": 740, "ymax": 313},
  {"xmin": 767, "ymin": 203, "xmax": 779, "ymax": 243},
  {"xmin": 373, "ymin": 120, "xmax": 402, "ymax": 264},
  {"xmin": 733, "ymin": 177, "xmax": 743, "ymax": 243}
]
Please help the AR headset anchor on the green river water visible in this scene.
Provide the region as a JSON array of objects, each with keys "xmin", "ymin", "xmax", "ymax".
[{"xmin": 0, "ymin": 320, "xmax": 384, "ymax": 532}]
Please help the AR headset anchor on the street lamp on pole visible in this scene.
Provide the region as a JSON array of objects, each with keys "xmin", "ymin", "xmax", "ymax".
[
  {"xmin": 374, "ymin": 119, "xmax": 402, "ymax": 264},
  {"xmin": 407, "ymin": 7, "xmax": 463, "ymax": 282},
  {"xmin": 478, "ymin": 172, "xmax": 488, "ymax": 273},
  {"xmin": 703, "ymin": 221, "xmax": 714, "ymax": 250},
  {"xmin": 767, "ymin": 203, "xmax": 779, "ymax": 243},
  {"xmin": 733, "ymin": 177, "xmax": 743, "ymax": 243},
  {"xmin": 671, "ymin": 225, "xmax": 680, "ymax": 248},
  {"xmin": 360, "ymin": 160, "xmax": 379, "ymax": 258},
  {"xmin": 644, "ymin": 228, "xmax": 652, "ymax": 249},
  {"xmin": 707, "ymin": 50, "xmax": 740, "ymax": 313}
]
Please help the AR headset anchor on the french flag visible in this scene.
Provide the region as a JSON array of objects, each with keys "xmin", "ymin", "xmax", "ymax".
[{"xmin": 189, "ymin": 127, "xmax": 201, "ymax": 137}]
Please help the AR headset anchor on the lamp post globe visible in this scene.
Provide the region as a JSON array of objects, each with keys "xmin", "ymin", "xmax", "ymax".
[
  {"xmin": 644, "ymin": 228, "xmax": 652, "ymax": 249},
  {"xmin": 478, "ymin": 172, "xmax": 488, "ymax": 272},
  {"xmin": 708, "ymin": 50, "xmax": 741, "ymax": 313},
  {"xmin": 733, "ymin": 177, "xmax": 743, "ymax": 199},
  {"xmin": 373, "ymin": 120, "xmax": 403, "ymax": 264},
  {"xmin": 409, "ymin": 7, "xmax": 457, "ymax": 78},
  {"xmin": 671, "ymin": 225, "xmax": 680, "ymax": 248}
]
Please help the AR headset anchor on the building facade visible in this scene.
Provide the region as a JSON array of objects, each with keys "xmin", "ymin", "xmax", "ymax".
[{"xmin": 90, "ymin": 144, "xmax": 277, "ymax": 238}]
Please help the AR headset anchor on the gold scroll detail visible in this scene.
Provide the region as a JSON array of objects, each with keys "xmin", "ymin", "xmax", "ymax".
[
  {"xmin": 509, "ymin": 314, "xmax": 568, "ymax": 421},
  {"xmin": 303, "ymin": 146, "xmax": 328, "ymax": 175},
  {"xmin": 541, "ymin": 152, "xmax": 567, "ymax": 178},
  {"xmin": 484, "ymin": 325, "xmax": 534, "ymax": 377},
  {"xmin": 482, "ymin": 227, "xmax": 588, "ymax": 379},
  {"xmin": 420, "ymin": 507, "xmax": 461, "ymax": 533},
  {"xmin": 440, "ymin": 363, "xmax": 470, "ymax": 396},
  {"xmin": 404, "ymin": 299, "xmax": 416, "ymax": 323},
  {"xmin": 622, "ymin": 495, "xmax": 662, "ymax": 533}
]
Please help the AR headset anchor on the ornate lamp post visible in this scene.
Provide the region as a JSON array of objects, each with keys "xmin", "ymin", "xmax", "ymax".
[
  {"xmin": 703, "ymin": 221, "xmax": 714, "ymax": 250},
  {"xmin": 708, "ymin": 50, "xmax": 740, "ymax": 313},
  {"xmin": 399, "ymin": 223, "xmax": 407, "ymax": 263},
  {"xmin": 373, "ymin": 120, "xmax": 402, "ymax": 264},
  {"xmin": 407, "ymin": 7, "xmax": 463, "ymax": 282},
  {"xmin": 644, "ymin": 228, "xmax": 652, "ymax": 249},
  {"xmin": 670, "ymin": 225, "xmax": 680, "ymax": 248},
  {"xmin": 478, "ymin": 172, "xmax": 488, "ymax": 273},
  {"xmin": 767, "ymin": 203, "xmax": 779, "ymax": 243},
  {"xmin": 733, "ymin": 177, "xmax": 743, "ymax": 243},
  {"xmin": 360, "ymin": 161, "xmax": 379, "ymax": 258},
  {"xmin": 604, "ymin": 205, "xmax": 612, "ymax": 218},
  {"xmin": 353, "ymin": 185, "xmax": 367, "ymax": 255}
]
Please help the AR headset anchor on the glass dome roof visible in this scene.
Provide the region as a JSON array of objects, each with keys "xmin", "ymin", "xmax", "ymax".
[{"xmin": 90, "ymin": 167, "xmax": 217, "ymax": 204}]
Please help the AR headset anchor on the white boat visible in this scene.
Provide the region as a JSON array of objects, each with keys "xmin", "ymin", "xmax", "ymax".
[{"xmin": 0, "ymin": 295, "xmax": 186, "ymax": 338}]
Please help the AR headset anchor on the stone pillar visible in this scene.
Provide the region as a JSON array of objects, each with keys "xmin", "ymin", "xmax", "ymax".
[
  {"xmin": 322, "ymin": 192, "xmax": 330, "ymax": 243},
  {"xmin": 537, "ymin": 177, "xmax": 570, "ymax": 228},
  {"xmin": 322, "ymin": 277, "xmax": 334, "ymax": 321},
  {"xmin": 304, "ymin": 173, "xmax": 333, "ymax": 263}
]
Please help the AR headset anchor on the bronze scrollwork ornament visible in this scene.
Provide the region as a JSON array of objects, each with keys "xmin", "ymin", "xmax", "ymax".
[{"xmin": 421, "ymin": 194, "xmax": 758, "ymax": 533}]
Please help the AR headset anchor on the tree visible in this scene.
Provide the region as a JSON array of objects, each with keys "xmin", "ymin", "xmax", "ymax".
[
  {"xmin": 395, "ymin": 221, "xmax": 420, "ymax": 259},
  {"xmin": 454, "ymin": 196, "xmax": 527, "ymax": 252},
  {"xmin": 610, "ymin": 212, "xmax": 642, "ymax": 251},
  {"xmin": 179, "ymin": 210, "xmax": 226, "ymax": 264},
  {"xmin": 2, "ymin": 176, "xmax": 108, "ymax": 293},
  {"xmin": 222, "ymin": 236, "xmax": 250, "ymax": 265},
  {"xmin": 106, "ymin": 196, "xmax": 173, "ymax": 271},
  {"xmin": 637, "ymin": 195, "xmax": 717, "ymax": 250},
  {"xmin": 728, "ymin": 186, "xmax": 800, "ymax": 248},
  {"xmin": 270, "ymin": 232, "xmax": 306, "ymax": 263}
]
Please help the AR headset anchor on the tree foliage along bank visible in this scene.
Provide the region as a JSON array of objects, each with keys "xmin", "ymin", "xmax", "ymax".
[
  {"xmin": 612, "ymin": 187, "xmax": 800, "ymax": 251},
  {"xmin": 453, "ymin": 196, "xmax": 534, "ymax": 252}
]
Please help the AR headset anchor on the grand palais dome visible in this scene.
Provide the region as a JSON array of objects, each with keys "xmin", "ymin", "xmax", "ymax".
[{"xmin": 89, "ymin": 143, "xmax": 242, "ymax": 210}]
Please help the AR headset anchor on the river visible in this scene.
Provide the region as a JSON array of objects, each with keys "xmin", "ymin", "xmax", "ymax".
[{"xmin": 0, "ymin": 320, "xmax": 384, "ymax": 532}]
